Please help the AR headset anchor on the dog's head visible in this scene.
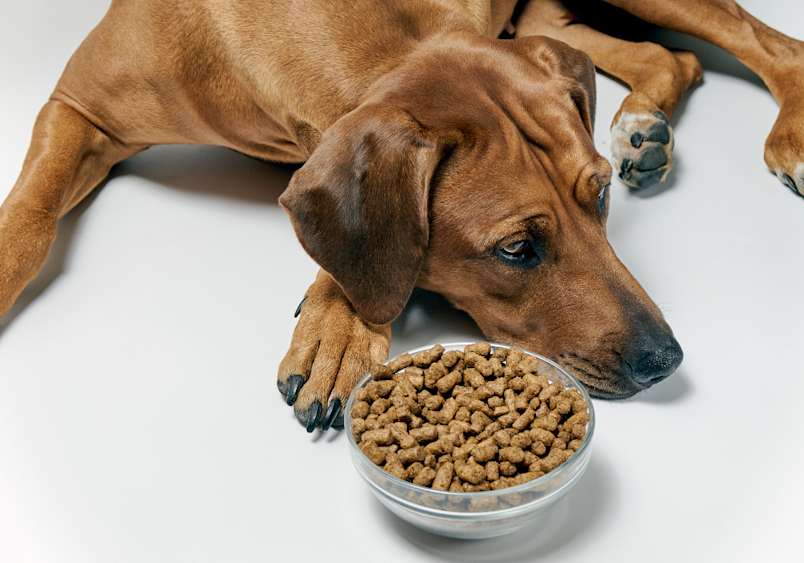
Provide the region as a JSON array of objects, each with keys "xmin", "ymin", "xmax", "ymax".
[{"xmin": 280, "ymin": 33, "xmax": 682, "ymax": 398}]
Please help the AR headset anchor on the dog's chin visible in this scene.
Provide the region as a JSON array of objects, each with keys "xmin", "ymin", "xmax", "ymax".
[{"xmin": 550, "ymin": 354, "xmax": 646, "ymax": 400}]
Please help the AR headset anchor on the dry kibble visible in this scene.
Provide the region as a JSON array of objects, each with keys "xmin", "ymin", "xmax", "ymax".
[
  {"xmin": 388, "ymin": 353, "xmax": 413, "ymax": 373},
  {"xmin": 441, "ymin": 350, "xmax": 460, "ymax": 368},
  {"xmin": 398, "ymin": 446, "xmax": 427, "ymax": 464},
  {"xmin": 370, "ymin": 398, "xmax": 390, "ymax": 415},
  {"xmin": 530, "ymin": 440, "xmax": 547, "ymax": 456},
  {"xmin": 464, "ymin": 341, "xmax": 491, "ymax": 356},
  {"xmin": 498, "ymin": 446, "xmax": 525, "ymax": 464},
  {"xmin": 463, "ymin": 367, "xmax": 485, "ymax": 388},
  {"xmin": 407, "ymin": 462, "xmax": 424, "ymax": 479},
  {"xmin": 424, "ymin": 361, "xmax": 448, "ymax": 388},
  {"xmin": 360, "ymin": 440, "xmax": 386, "ymax": 466},
  {"xmin": 454, "ymin": 458, "xmax": 486, "ymax": 484},
  {"xmin": 436, "ymin": 370, "xmax": 463, "ymax": 395},
  {"xmin": 350, "ymin": 400, "xmax": 370, "ymax": 420},
  {"xmin": 538, "ymin": 382, "xmax": 564, "ymax": 402},
  {"xmin": 499, "ymin": 461, "xmax": 518, "ymax": 477},
  {"xmin": 424, "ymin": 394, "xmax": 444, "ymax": 410},
  {"xmin": 409, "ymin": 425, "xmax": 438, "ymax": 443},
  {"xmin": 351, "ymin": 417, "xmax": 367, "ymax": 442},
  {"xmin": 413, "ymin": 467, "xmax": 437, "ymax": 487},
  {"xmin": 568, "ymin": 439, "xmax": 583, "ymax": 452},
  {"xmin": 438, "ymin": 397, "xmax": 459, "ymax": 424},
  {"xmin": 414, "ymin": 344, "xmax": 445, "ymax": 367},
  {"xmin": 371, "ymin": 363, "xmax": 395, "ymax": 380},
  {"xmin": 455, "ymin": 406, "xmax": 471, "ymax": 423},
  {"xmin": 470, "ymin": 438, "xmax": 499, "ymax": 463},
  {"xmin": 351, "ymin": 343, "xmax": 590, "ymax": 491},
  {"xmin": 432, "ymin": 462, "xmax": 454, "ymax": 490},
  {"xmin": 361, "ymin": 428, "xmax": 394, "ymax": 446}
]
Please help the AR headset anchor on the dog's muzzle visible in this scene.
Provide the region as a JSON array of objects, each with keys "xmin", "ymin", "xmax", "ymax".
[{"xmin": 622, "ymin": 334, "xmax": 683, "ymax": 387}]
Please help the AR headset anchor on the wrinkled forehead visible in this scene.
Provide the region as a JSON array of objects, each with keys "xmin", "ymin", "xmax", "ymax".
[{"xmin": 428, "ymin": 117, "xmax": 610, "ymax": 251}]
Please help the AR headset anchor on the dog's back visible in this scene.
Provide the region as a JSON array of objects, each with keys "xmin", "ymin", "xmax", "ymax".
[{"xmin": 51, "ymin": 0, "xmax": 500, "ymax": 161}]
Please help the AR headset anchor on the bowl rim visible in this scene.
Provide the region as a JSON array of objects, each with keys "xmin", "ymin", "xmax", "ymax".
[{"xmin": 344, "ymin": 341, "xmax": 596, "ymax": 513}]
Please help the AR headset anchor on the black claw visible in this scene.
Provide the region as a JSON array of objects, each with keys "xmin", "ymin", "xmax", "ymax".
[
  {"xmin": 645, "ymin": 121, "xmax": 671, "ymax": 145},
  {"xmin": 634, "ymin": 145, "xmax": 668, "ymax": 170},
  {"xmin": 307, "ymin": 401, "xmax": 323, "ymax": 433},
  {"xmin": 630, "ymin": 132, "xmax": 644, "ymax": 148},
  {"xmin": 321, "ymin": 398, "xmax": 342, "ymax": 431},
  {"xmin": 653, "ymin": 110, "xmax": 669, "ymax": 123},
  {"xmin": 619, "ymin": 158, "xmax": 634, "ymax": 179},
  {"xmin": 286, "ymin": 374, "xmax": 304, "ymax": 406},
  {"xmin": 294, "ymin": 296, "xmax": 308, "ymax": 318}
]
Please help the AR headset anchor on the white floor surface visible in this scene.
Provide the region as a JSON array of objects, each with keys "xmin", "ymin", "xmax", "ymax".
[{"xmin": 1, "ymin": 1, "xmax": 802, "ymax": 561}]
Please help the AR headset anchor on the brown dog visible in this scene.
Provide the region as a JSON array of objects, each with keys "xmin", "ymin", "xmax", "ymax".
[{"xmin": 1, "ymin": 0, "xmax": 802, "ymax": 432}]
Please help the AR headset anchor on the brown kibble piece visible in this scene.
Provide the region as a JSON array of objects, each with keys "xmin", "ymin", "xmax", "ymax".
[
  {"xmin": 499, "ymin": 446, "xmax": 526, "ymax": 464},
  {"xmin": 568, "ymin": 439, "xmax": 583, "ymax": 452},
  {"xmin": 454, "ymin": 458, "xmax": 486, "ymax": 484},
  {"xmin": 413, "ymin": 467, "xmax": 437, "ymax": 487},
  {"xmin": 350, "ymin": 400, "xmax": 370, "ymax": 420},
  {"xmin": 351, "ymin": 417, "xmax": 367, "ymax": 442},
  {"xmin": 538, "ymin": 381, "xmax": 564, "ymax": 402},
  {"xmin": 432, "ymin": 462, "xmax": 454, "ymax": 491},
  {"xmin": 361, "ymin": 428, "xmax": 394, "ymax": 446},
  {"xmin": 470, "ymin": 438, "xmax": 499, "ymax": 463},
  {"xmin": 409, "ymin": 425, "xmax": 438, "ymax": 443},
  {"xmin": 398, "ymin": 446, "xmax": 427, "ymax": 464},
  {"xmin": 414, "ymin": 344, "xmax": 445, "ymax": 367},
  {"xmin": 463, "ymin": 367, "xmax": 485, "ymax": 388},
  {"xmin": 438, "ymin": 397, "xmax": 459, "ymax": 424},
  {"xmin": 499, "ymin": 461, "xmax": 517, "ymax": 477},
  {"xmin": 441, "ymin": 350, "xmax": 460, "ymax": 368},
  {"xmin": 424, "ymin": 361, "xmax": 448, "ymax": 388},
  {"xmin": 512, "ymin": 408, "xmax": 536, "ymax": 431},
  {"xmin": 388, "ymin": 353, "xmax": 413, "ymax": 373},
  {"xmin": 464, "ymin": 342, "xmax": 491, "ymax": 356},
  {"xmin": 370, "ymin": 363, "xmax": 395, "ymax": 380},
  {"xmin": 370, "ymin": 398, "xmax": 390, "ymax": 415},
  {"xmin": 360, "ymin": 440, "xmax": 386, "ymax": 466},
  {"xmin": 436, "ymin": 369, "xmax": 463, "ymax": 395},
  {"xmin": 406, "ymin": 462, "xmax": 424, "ymax": 479}
]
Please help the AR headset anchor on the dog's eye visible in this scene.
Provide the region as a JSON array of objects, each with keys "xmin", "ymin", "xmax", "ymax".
[
  {"xmin": 501, "ymin": 241, "xmax": 527, "ymax": 255},
  {"xmin": 496, "ymin": 239, "xmax": 542, "ymax": 268},
  {"xmin": 597, "ymin": 183, "xmax": 609, "ymax": 218}
]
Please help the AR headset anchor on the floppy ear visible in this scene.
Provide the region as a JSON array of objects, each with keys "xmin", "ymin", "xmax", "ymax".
[
  {"xmin": 279, "ymin": 104, "xmax": 445, "ymax": 325},
  {"xmin": 513, "ymin": 36, "xmax": 597, "ymax": 134}
]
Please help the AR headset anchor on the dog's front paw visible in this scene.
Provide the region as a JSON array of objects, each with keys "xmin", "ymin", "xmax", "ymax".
[
  {"xmin": 278, "ymin": 270, "xmax": 391, "ymax": 432},
  {"xmin": 610, "ymin": 103, "xmax": 675, "ymax": 190},
  {"xmin": 765, "ymin": 103, "xmax": 804, "ymax": 198}
]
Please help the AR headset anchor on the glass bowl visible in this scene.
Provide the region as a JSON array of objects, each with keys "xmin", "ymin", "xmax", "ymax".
[{"xmin": 345, "ymin": 342, "xmax": 595, "ymax": 539}]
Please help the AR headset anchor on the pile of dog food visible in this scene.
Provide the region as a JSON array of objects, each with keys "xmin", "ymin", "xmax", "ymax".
[{"xmin": 350, "ymin": 342, "xmax": 590, "ymax": 492}]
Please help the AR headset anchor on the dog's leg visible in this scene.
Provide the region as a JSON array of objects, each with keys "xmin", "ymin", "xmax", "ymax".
[
  {"xmin": 277, "ymin": 270, "xmax": 391, "ymax": 432},
  {"xmin": 515, "ymin": 0, "xmax": 702, "ymax": 189},
  {"xmin": 0, "ymin": 100, "xmax": 141, "ymax": 318},
  {"xmin": 597, "ymin": 0, "xmax": 804, "ymax": 196}
]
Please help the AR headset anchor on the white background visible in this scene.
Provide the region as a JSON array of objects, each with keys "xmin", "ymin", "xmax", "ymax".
[{"xmin": 1, "ymin": 1, "xmax": 802, "ymax": 561}]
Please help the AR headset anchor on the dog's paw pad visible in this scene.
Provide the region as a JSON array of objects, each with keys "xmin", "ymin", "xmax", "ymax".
[{"xmin": 611, "ymin": 111, "xmax": 675, "ymax": 190}]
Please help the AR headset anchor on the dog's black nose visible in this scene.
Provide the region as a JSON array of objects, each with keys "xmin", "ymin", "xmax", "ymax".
[{"xmin": 624, "ymin": 335, "xmax": 683, "ymax": 387}]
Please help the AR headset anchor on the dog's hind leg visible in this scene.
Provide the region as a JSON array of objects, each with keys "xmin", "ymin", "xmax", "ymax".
[
  {"xmin": 598, "ymin": 0, "xmax": 804, "ymax": 197},
  {"xmin": 0, "ymin": 100, "xmax": 142, "ymax": 318},
  {"xmin": 514, "ymin": 0, "xmax": 702, "ymax": 189}
]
